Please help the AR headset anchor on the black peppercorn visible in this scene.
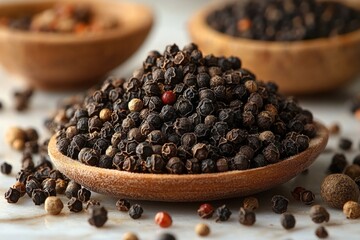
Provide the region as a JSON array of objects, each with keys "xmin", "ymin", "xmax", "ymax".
[
  {"xmin": 78, "ymin": 188, "xmax": 91, "ymax": 202},
  {"xmin": 263, "ymin": 143, "xmax": 280, "ymax": 163},
  {"xmin": 339, "ymin": 138, "xmax": 352, "ymax": 150},
  {"xmin": 166, "ymin": 157, "xmax": 185, "ymax": 174},
  {"xmin": 68, "ymin": 197, "xmax": 83, "ymax": 212},
  {"xmin": 328, "ymin": 153, "xmax": 348, "ymax": 173},
  {"xmin": 32, "ymin": 189, "xmax": 47, "ymax": 205},
  {"xmin": 192, "ymin": 143, "xmax": 209, "ymax": 160},
  {"xmin": 129, "ymin": 204, "xmax": 143, "ymax": 219},
  {"xmin": 185, "ymin": 158, "xmax": 201, "ymax": 174},
  {"xmin": 65, "ymin": 181, "xmax": 82, "ymax": 199},
  {"xmin": 271, "ymin": 195, "xmax": 289, "ymax": 214},
  {"xmin": 146, "ymin": 154, "xmax": 165, "ymax": 173},
  {"xmin": 4, "ymin": 187, "xmax": 21, "ymax": 203},
  {"xmin": 281, "ymin": 213, "xmax": 296, "ymax": 229},
  {"xmin": 1, "ymin": 162, "xmax": 12, "ymax": 175},
  {"xmin": 201, "ymin": 159, "xmax": 216, "ymax": 173},
  {"xmin": 136, "ymin": 142, "xmax": 153, "ymax": 160},
  {"xmin": 239, "ymin": 207, "xmax": 256, "ymax": 226},
  {"xmin": 162, "ymin": 143, "xmax": 178, "ymax": 159},
  {"xmin": 216, "ymin": 205, "xmax": 232, "ymax": 222},
  {"xmin": 88, "ymin": 206, "xmax": 108, "ymax": 228}
]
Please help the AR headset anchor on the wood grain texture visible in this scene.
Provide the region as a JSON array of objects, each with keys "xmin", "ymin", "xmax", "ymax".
[
  {"xmin": 0, "ymin": 0, "xmax": 153, "ymax": 90},
  {"xmin": 48, "ymin": 122, "xmax": 329, "ymax": 202},
  {"xmin": 188, "ymin": 0, "xmax": 360, "ymax": 95}
]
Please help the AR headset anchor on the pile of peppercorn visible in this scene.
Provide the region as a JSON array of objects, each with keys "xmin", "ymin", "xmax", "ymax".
[
  {"xmin": 207, "ymin": 0, "xmax": 360, "ymax": 41},
  {"xmin": 54, "ymin": 43, "xmax": 316, "ymax": 174}
]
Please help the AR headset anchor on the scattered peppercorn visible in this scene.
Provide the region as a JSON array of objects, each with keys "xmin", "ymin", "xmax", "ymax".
[
  {"xmin": 338, "ymin": 138, "xmax": 352, "ymax": 150},
  {"xmin": 215, "ymin": 205, "xmax": 232, "ymax": 222},
  {"xmin": 67, "ymin": 197, "xmax": 83, "ymax": 212},
  {"xmin": 4, "ymin": 187, "xmax": 21, "ymax": 203},
  {"xmin": 300, "ymin": 190, "xmax": 315, "ymax": 205},
  {"xmin": 243, "ymin": 197, "xmax": 259, "ymax": 211},
  {"xmin": 88, "ymin": 205, "xmax": 108, "ymax": 228},
  {"xmin": 122, "ymin": 232, "xmax": 139, "ymax": 240},
  {"xmin": 271, "ymin": 195, "xmax": 289, "ymax": 214},
  {"xmin": 280, "ymin": 213, "xmax": 296, "ymax": 230},
  {"xmin": 310, "ymin": 205, "xmax": 330, "ymax": 223},
  {"xmin": 155, "ymin": 211, "xmax": 173, "ymax": 228},
  {"xmin": 13, "ymin": 88, "xmax": 33, "ymax": 112},
  {"xmin": 85, "ymin": 199, "xmax": 101, "ymax": 210},
  {"xmin": 157, "ymin": 233, "xmax": 176, "ymax": 240},
  {"xmin": 116, "ymin": 198, "xmax": 131, "ymax": 212},
  {"xmin": 197, "ymin": 203, "xmax": 214, "ymax": 219},
  {"xmin": 195, "ymin": 223, "xmax": 211, "ymax": 237},
  {"xmin": 343, "ymin": 164, "xmax": 360, "ymax": 180},
  {"xmin": 239, "ymin": 207, "xmax": 256, "ymax": 226},
  {"xmin": 321, "ymin": 174, "xmax": 360, "ymax": 209},
  {"xmin": 328, "ymin": 153, "xmax": 347, "ymax": 174},
  {"xmin": 328, "ymin": 123, "xmax": 340, "ymax": 135},
  {"xmin": 1, "ymin": 162, "xmax": 12, "ymax": 175},
  {"xmin": 44, "ymin": 196, "xmax": 64, "ymax": 215},
  {"xmin": 343, "ymin": 201, "xmax": 360, "ymax": 219},
  {"xmin": 291, "ymin": 187, "xmax": 306, "ymax": 201},
  {"xmin": 129, "ymin": 204, "xmax": 143, "ymax": 219},
  {"xmin": 315, "ymin": 226, "xmax": 329, "ymax": 239},
  {"xmin": 78, "ymin": 187, "xmax": 91, "ymax": 202}
]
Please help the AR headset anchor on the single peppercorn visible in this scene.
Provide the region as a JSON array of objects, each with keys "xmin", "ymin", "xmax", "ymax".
[
  {"xmin": 243, "ymin": 197, "xmax": 259, "ymax": 211},
  {"xmin": 300, "ymin": 190, "xmax": 315, "ymax": 205},
  {"xmin": 157, "ymin": 233, "xmax": 176, "ymax": 240},
  {"xmin": 155, "ymin": 211, "xmax": 173, "ymax": 228},
  {"xmin": 197, "ymin": 203, "xmax": 214, "ymax": 219},
  {"xmin": 195, "ymin": 223, "xmax": 210, "ymax": 237},
  {"xmin": 343, "ymin": 201, "xmax": 360, "ymax": 219},
  {"xmin": 32, "ymin": 189, "xmax": 47, "ymax": 205},
  {"xmin": 129, "ymin": 204, "xmax": 143, "ymax": 219},
  {"xmin": 239, "ymin": 207, "xmax": 256, "ymax": 226},
  {"xmin": 88, "ymin": 205, "xmax": 108, "ymax": 228},
  {"xmin": 67, "ymin": 197, "xmax": 83, "ymax": 212},
  {"xmin": 162, "ymin": 91, "xmax": 176, "ymax": 105},
  {"xmin": 315, "ymin": 226, "xmax": 329, "ymax": 239},
  {"xmin": 328, "ymin": 153, "xmax": 348, "ymax": 174},
  {"xmin": 78, "ymin": 188, "xmax": 91, "ymax": 202},
  {"xmin": 215, "ymin": 205, "xmax": 232, "ymax": 222},
  {"xmin": 4, "ymin": 187, "xmax": 21, "ymax": 203},
  {"xmin": 65, "ymin": 181, "xmax": 82, "ymax": 199},
  {"xmin": 271, "ymin": 195, "xmax": 289, "ymax": 214},
  {"xmin": 280, "ymin": 213, "xmax": 296, "ymax": 230},
  {"xmin": 44, "ymin": 196, "xmax": 64, "ymax": 215},
  {"xmin": 128, "ymin": 98, "xmax": 144, "ymax": 112},
  {"xmin": 85, "ymin": 199, "xmax": 101, "ymax": 210},
  {"xmin": 116, "ymin": 198, "xmax": 131, "ymax": 212},
  {"xmin": 291, "ymin": 186, "xmax": 306, "ymax": 201},
  {"xmin": 122, "ymin": 232, "xmax": 139, "ymax": 240},
  {"xmin": 12, "ymin": 181, "xmax": 26, "ymax": 197},
  {"xmin": 309, "ymin": 205, "xmax": 330, "ymax": 223},
  {"xmin": 339, "ymin": 138, "xmax": 352, "ymax": 150},
  {"xmin": 0, "ymin": 162, "xmax": 12, "ymax": 175}
]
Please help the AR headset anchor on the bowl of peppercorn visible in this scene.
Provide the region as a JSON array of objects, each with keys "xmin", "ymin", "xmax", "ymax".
[
  {"xmin": 189, "ymin": 0, "xmax": 360, "ymax": 95},
  {"xmin": 0, "ymin": 0, "xmax": 153, "ymax": 90},
  {"xmin": 48, "ymin": 43, "xmax": 329, "ymax": 202}
]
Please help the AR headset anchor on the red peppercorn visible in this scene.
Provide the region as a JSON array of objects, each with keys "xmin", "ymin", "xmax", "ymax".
[
  {"xmin": 197, "ymin": 203, "xmax": 214, "ymax": 219},
  {"xmin": 154, "ymin": 211, "xmax": 172, "ymax": 228},
  {"xmin": 162, "ymin": 91, "xmax": 176, "ymax": 105}
]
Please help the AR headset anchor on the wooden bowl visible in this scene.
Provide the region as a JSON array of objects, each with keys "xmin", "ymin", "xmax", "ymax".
[
  {"xmin": 48, "ymin": 122, "xmax": 328, "ymax": 202},
  {"xmin": 0, "ymin": 0, "xmax": 153, "ymax": 90},
  {"xmin": 188, "ymin": 0, "xmax": 360, "ymax": 95}
]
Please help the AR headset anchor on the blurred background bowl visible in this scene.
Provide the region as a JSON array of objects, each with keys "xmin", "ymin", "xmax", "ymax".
[
  {"xmin": 189, "ymin": 0, "xmax": 360, "ymax": 95},
  {"xmin": 0, "ymin": 0, "xmax": 153, "ymax": 90}
]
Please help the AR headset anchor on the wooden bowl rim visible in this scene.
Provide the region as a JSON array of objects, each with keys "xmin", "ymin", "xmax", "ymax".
[
  {"xmin": 189, "ymin": 0, "xmax": 360, "ymax": 51},
  {"xmin": 48, "ymin": 121, "xmax": 328, "ymax": 181},
  {"xmin": 0, "ymin": 0, "xmax": 153, "ymax": 43}
]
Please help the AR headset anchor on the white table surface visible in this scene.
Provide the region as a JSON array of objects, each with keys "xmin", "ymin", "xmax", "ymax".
[{"xmin": 0, "ymin": 0, "xmax": 360, "ymax": 239}]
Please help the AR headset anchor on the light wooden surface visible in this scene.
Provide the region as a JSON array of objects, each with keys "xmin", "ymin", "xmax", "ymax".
[
  {"xmin": 188, "ymin": 0, "xmax": 360, "ymax": 95},
  {"xmin": 0, "ymin": 0, "xmax": 153, "ymax": 90},
  {"xmin": 48, "ymin": 122, "xmax": 329, "ymax": 202}
]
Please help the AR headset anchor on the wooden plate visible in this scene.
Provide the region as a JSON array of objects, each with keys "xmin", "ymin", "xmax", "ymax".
[{"xmin": 48, "ymin": 122, "xmax": 328, "ymax": 202}]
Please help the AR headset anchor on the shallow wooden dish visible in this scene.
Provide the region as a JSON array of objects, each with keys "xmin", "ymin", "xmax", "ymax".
[
  {"xmin": 188, "ymin": 0, "xmax": 360, "ymax": 95},
  {"xmin": 0, "ymin": 0, "xmax": 153, "ymax": 90},
  {"xmin": 48, "ymin": 122, "xmax": 328, "ymax": 202}
]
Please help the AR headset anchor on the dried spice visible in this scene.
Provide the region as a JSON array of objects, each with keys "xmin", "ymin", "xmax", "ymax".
[
  {"xmin": 321, "ymin": 174, "xmax": 359, "ymax": 209},
  {"xmin": 207, "ymin": 0, "xmax": 360, "ymax": 41},
  {"xmin": 280, "ymin": 213, "xmax": 296, "ymax": 229},
  {"xmin": 271, "ymin": 195, "xmax": 289, "ymax": 214},
  {"xmin": 310, "ymin": 205, "xmax": 330, "ymax": 223},
  {"xmin": 4, "ymin": 187, "xmax": 21, "ymax": 203},
  {"xmin": 157, "ymin": 233, "xmax": 176, "ymax": 240},
  {"xmin": 1, "ymin": 162, "xmax": 12, "ymax": 175},
  {"xmin": 197, "ymin": 203, "xmax": 214, "ymax": 219},
  {"xmin": 338, "ymin": 138, "xmax": 352, "ymax": 150},
  {"xmin": 52, "ymin": 44, "xmax": 315, "ymax": 175},
  {"xmin": 343, "ymin": 201, "xmax": 360, "ymax": 219},
  {"xmin": 44, "ymin": 196, "xmax": 64, "ymax": 215},
  {"xmin": 239, "ymin": 207, "xmax": 256, "ymax": 226},
  {"xmin": 88, "ymin": 206, "xmax": 108, "ymax": 228},
  {"xmin": 242, "ymin": 197, "xmax": 259, "ymax": 211},
  {"xmin": 155, "ymin": 211, "xmax": 173, "ymax": 228},
  {"xmin": 116, "ymin": 198, "xmax": 131, "ymax": 212},
  {"xmin": 122, "ymin": 232, "xmax": 139, "ymax": 240},
  {"xmin": 315, "ymin": 226, "xmax": 329, "ymax": 239},
  {"xmin": 129, "ymin": 204, "xmax": 143, "ymax": 219},
  {"xmin": 67, "ymin": 197, "xmax": 83, "ymax": 212},
  {"xmin": 215, "ymin": 205, "xmax": 232, "ymax": 222},
  {"xmin": 195, "ymin": 223, "xmax": 210, "ymax": 237}
]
